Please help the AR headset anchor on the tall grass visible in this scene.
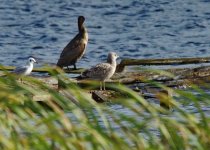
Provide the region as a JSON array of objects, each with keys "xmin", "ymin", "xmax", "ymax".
[{"xmin": 0, "ymin": 68, "xmax": 210, "ymax": 150}]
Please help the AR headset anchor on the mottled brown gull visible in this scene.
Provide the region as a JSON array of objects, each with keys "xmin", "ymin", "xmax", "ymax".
[
  {"xmin": 57, "ymin": 16, "xmax": 88, "ymax": 70},
  {"xmin": 81, "ymin": 52, "xmax": 119, "ymax": 90}
]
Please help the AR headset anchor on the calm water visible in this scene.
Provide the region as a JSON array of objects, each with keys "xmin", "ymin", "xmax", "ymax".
[
  {"xmin": 1, "ymin": 0, "xmax": 210, "ymax": 67},
  {"xmin": 1, "ymin": 0, "xmax": 210, "ymax": 134}
]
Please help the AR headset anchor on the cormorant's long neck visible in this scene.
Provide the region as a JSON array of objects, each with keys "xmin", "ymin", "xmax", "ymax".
[
  {"xmin": 78, "ymin": 23, "xmax": 86, "ymax": 33},
  {"xmin": 78, "ymin": 23, "xmax": 88, "ymax": 41}
]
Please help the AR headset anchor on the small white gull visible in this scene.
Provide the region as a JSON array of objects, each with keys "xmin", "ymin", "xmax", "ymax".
[
  {"xmin": 13, "ymin": 57, "xmax": 37, "ymax": 76},
  {"xmin": 82, "ymin": 52, "xmax": 119, "ymax": 90}
]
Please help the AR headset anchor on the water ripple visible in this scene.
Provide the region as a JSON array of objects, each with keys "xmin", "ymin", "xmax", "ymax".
[{"xmin": 0, "ymin": 0, "xmax": 209, "ymax": 68}]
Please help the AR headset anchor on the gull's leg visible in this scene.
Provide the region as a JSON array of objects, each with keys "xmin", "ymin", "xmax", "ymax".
[
  {"xmin": 103, "ymin": 82, "xmax": 106, "ymax": 90},
  {"xmin": 73, "ymin": 64, "xmax": 77, "ymax": 70},
  {"xmin": 100, "ymin": 82, "xmax": 102, "ymax": 90}
]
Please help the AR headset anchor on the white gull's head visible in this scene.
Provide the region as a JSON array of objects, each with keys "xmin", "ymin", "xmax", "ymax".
[{"xmin": 28, "ymin": 57, "xmax": 37, "ymax": 64}]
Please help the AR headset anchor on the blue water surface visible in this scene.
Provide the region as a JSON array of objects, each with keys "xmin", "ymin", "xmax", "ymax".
[{"xmin": 0, "ymin": 0, "xmax": 210, "ymax": 68}]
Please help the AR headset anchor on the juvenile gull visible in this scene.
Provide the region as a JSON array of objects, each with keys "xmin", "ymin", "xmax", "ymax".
[
  {"xmin": 13, "ymin": 57, "xmax": 37, "ymax": 76},
  {"xmin": 57, "ymin": 16, "xmax": 88, "ymax": 70},
  {"xmin": 81, "ymin": 52, "xmax": 119, "ymax": 90}
]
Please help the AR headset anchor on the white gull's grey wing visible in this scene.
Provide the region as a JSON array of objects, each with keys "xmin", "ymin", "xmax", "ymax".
[
  {"xmin": 12, "ymin": 57, "xmax": 36, "ymax": 76},
  {"xmin": 13, "ymin": 66, "xmax": 28, "ymax": 75}
]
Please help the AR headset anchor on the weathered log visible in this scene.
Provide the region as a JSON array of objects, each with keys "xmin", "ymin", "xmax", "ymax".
[
  {"xmin": 2, "ymin": 63, "xmax": 210, "ymax": 105},
  {"xmin": 1, "ymin": 56, "xmax": 210, "ymax": 74},
  {"xmin": 0, "ymin": 66, "xmax": 85, "ymax": 74},
  {"xmin": 91, "ymin": 90, "xmax": 130, "ymax": 102},
  {"xmin": 90, "ymin": 89, "xmax": 173, "ymax": 110},
  {"xmin": 2, "ymin": 65, "xmax": 210, "ymax": 89},
  {"xmin": 92, "ymin": 91, "xmax": 109, "ymax": 103},
  {"xmin": 114, "ymin": 65, "xmax": 210, "ymax": 83},
  {"xmin": 53, "ymin": 65, "xmax": 210, "ymax": 91},
  {"xmin": 116, "ymin": 57, "xmax": 210, "ymax": 72}
]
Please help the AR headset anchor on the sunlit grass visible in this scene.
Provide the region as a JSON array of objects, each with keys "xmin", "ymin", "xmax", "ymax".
[{"xmin": 0, "ymin": 68, "xmax": 210, "ymax": 150}]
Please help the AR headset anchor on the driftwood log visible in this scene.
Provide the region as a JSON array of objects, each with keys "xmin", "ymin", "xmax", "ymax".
[
  {"xmin": 1, "ymin": 56, "xmax": 210, "ymax": 108},
  {"xmin": 116, "ymin": 56, "xmax": 210, "ymax": 72},
  {"xmin": 0, "ymin": 66, "xmax": 84, "ymax": 74},
  {"xmin": 1, "ymin": 56, "xmax": 210, "ymax": 73},
  {"xmin": 30, "ymin": 64, "xmax": 210, "ymax": 109}
]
